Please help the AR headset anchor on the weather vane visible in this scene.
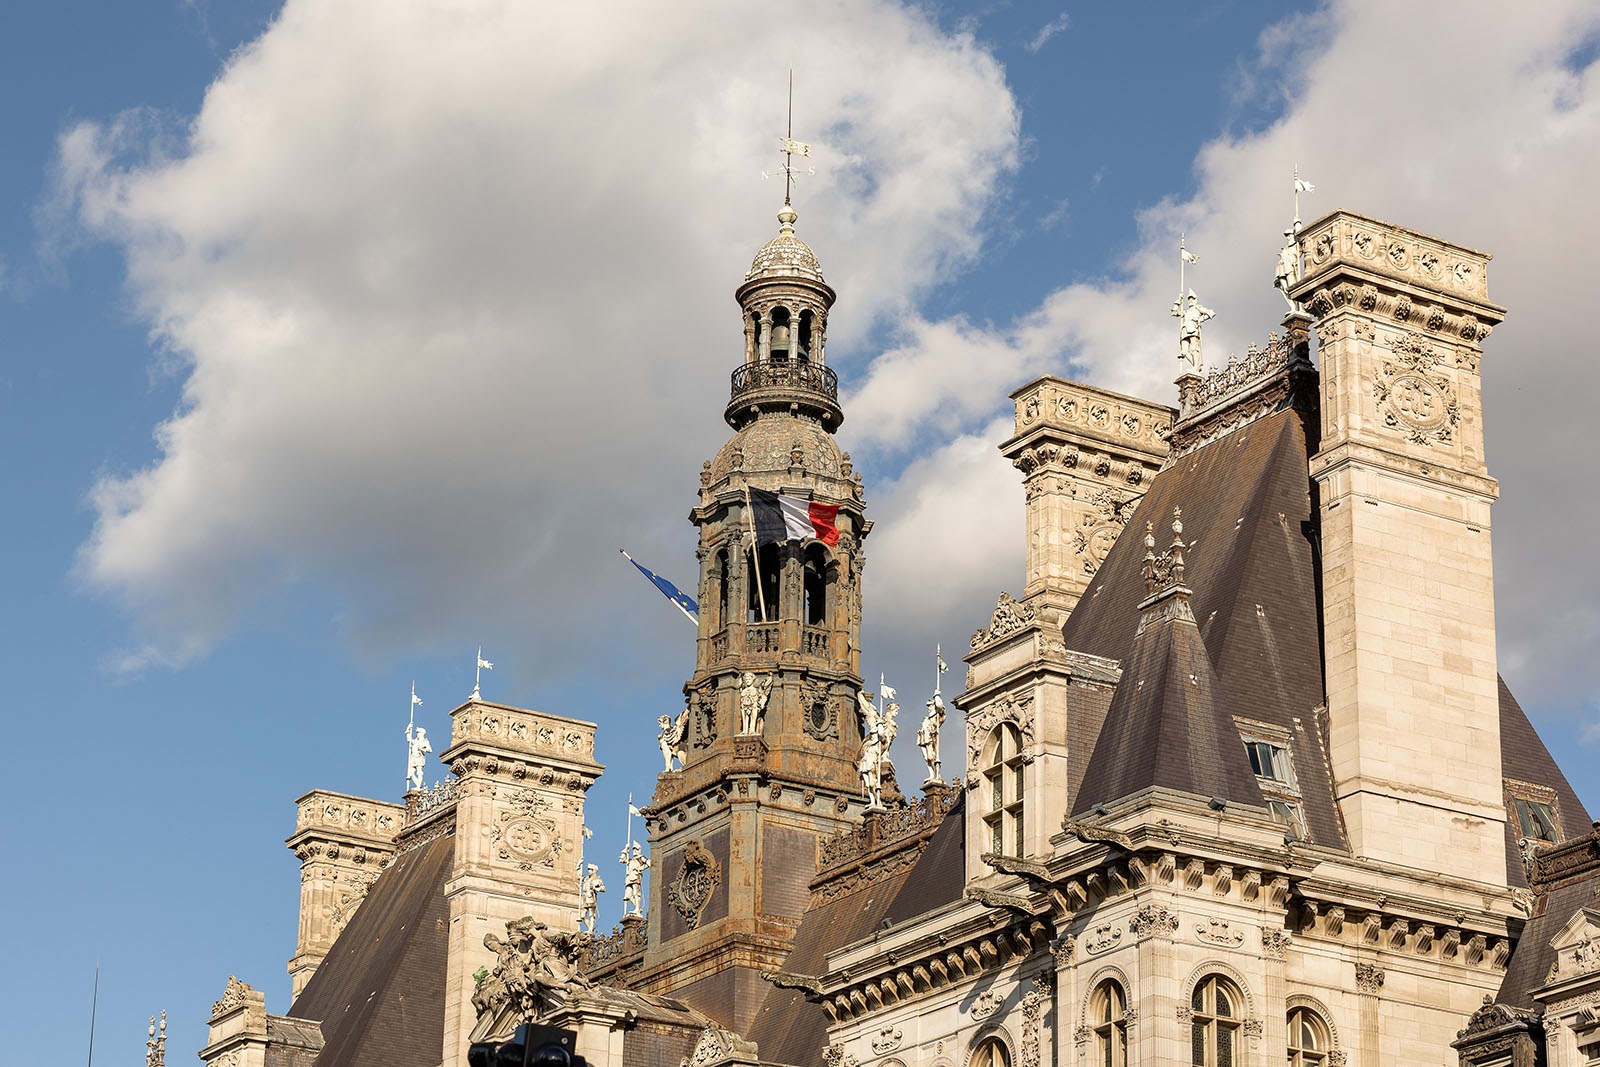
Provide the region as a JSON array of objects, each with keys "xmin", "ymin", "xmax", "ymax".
[
  {"xmin": 761, "ymin": 69, "xmax": 813, "ymax": 204},
  {"xmin": 471, "ymin": 646, "xmax": 493, "ymax": 702}
]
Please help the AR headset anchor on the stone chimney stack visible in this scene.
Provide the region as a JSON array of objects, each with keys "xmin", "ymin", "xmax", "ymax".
[
  {"xmin": 284, "ymin": 791, "xmax": 403, "ymax": 998},
  {"xmin": 1289, "ymin": 211, "xmax": 1507, "ymax": 884}
]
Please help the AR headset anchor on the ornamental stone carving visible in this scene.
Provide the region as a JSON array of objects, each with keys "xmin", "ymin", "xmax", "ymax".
[
  {"xmin": 970, "ymin": 989, "xmax": 1004, "ymax": 1020},
  {"xmin": 1262, "ymin": 928, "xmax": 1291, "ymax": 960},
  {"xmin": 1084, "ymin": 923, "xmax": 1123, "ymax": 956},
  {"xmin": 1020, "ymin": 974, "xmax": 1053, "ymax": 1067},
  {"xmin": 1354, "ymin": 963, "xmax": 1385, "ymax": 993},
  {"xmin": 471, "ymin": 915, "xmax": 594, "ymax": 1023},
  {"xmin": 1373, "ymin": 332, "xmax": 1457, "ymax": 447},
  {"xmin": 801, "ymin": 677, "xmax": 838, "ymax": 742},
  {"xmin": 211, "ymin": 976, "xmax": 253, "ymax": 1017},
  {"xmin": 870, "ymin": 1027, "xmax": 903, "ymax": 1054},
  {"xmin": 492, "ymin": 790, "xmax": 559, "ymax": 871},
  {"xmin": 822, "ymin": 1045, "xmax": 859, "ymax": 1067},
  {"xmin": 1196, "ymin": 918, "xmax": 1245, "ymax": 946},
  {"xmin": 667, "ymin": 840, "xmax": 722, "ymax": 929},
  {"xmin": 1129, "ymin": 904, "xmax": 1179, "ymax": 939},
  {"xmin": 681, "ymin": 1026, "xmax": 758, "ymax": 1067},
  {"xmin": 965, "ymin": 692, "xmax": 1035, "ymax": 778},
  {"xmin": 971, "ymin": 592, "xmax": 1036, "ymax": 650}
]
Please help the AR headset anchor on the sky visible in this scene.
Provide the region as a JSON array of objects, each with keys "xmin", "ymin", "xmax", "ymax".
[{"xmin": 3, "ymin": 1, "xmax": 1600, "ymax": 1063}]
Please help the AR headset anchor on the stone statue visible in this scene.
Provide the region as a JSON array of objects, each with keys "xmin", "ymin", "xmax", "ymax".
[
  {"xmin": 620, "ymin": 841, "xmax": 649, "ymax": 917},
  {"xmin": 855, "ymin": 689, "xmax": 878, "ymax": 740},
  {"xmin": 579, "ymin": 863, "xmax": 606, "ymax": 932},
  {"xmin": 473, "ymin": 916, "xmax": 594, "ymax": 1022},
  {"xmin": 405, "ymin": 724, "xmax": 431, "ymax": 792},
  {"xmin": 1274, "ymin": 227, "xmax": 1302, "ymax": 311},
  {"xmin": 738, "ymin": 671, "xmax": 774, "ymax": 735},
  {"xmin": 658, "ymin": 708, "xmax": 688, "ymax": 772},
  {"xmin": 1170, "ymin": 289, "xmax": 1215, "ymax": 370},
  {"xmin": 918, "ymin": 692, "xmax": 945, "ymax": 784},
  {"xmin": 858, "ymin": 729, "xmax": 884, "ymax": 810}
]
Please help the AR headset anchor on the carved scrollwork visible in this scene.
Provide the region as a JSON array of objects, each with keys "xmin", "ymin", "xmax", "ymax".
[
  {"xmin": 1129, "ymin": 904, "xmax": 1179, "ymax": 939},
  {"xmin": 1374, "ymin": 332, "xmax": 1458, "ymax": 447},
  {"xmin": 965, "ymin": 692, "xmax": 1036, "ymax": 780},
  {"xmin": 971, "ymin": 592, "xmax": 1036, "ymax": 650}
]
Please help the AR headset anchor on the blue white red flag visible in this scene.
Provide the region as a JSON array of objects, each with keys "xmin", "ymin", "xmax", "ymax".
[{"xmin": 747, "ymin": 488, "xmax": 840, "ymax": 546}]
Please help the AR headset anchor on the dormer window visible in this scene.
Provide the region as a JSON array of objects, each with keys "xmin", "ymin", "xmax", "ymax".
[
  {"xmin": 1237, "ymin": 719, "xmax": 1305, "ymax": 840},
  {"xmin": 1244, "ymin": 740, "xmax": 1296, "ymax": 788},
  {"xmin": 1504, "ymin": 778, "xmax": 1562, "ymax": 845}
]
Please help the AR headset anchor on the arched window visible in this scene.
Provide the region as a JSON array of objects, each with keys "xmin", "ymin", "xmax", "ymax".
[
  {"xmin": 797, "ymin": 309, "xmax": 814, "ymax": 362},
  {"xmin": 769, "ymin": 307, "xmax": 793, "ymax": 362},
  {"xmin": 982, "ymin": 723, "xmax": 1025, "ymax": 856},
  {"xmin": 713, "ymin": 549, "xmax": 729, "ymax": 630},
  {"xmin": 803, "ymin": 543, "xmax": 831, "ymax": 626},
  {"xmin": 1091, "ymin": 980, "xmax": 1129, "ymax": 1067},
  {"xmin": 1287, "ymin": 1006, "xmax": 1330, "ymax": 1067},
  {"xmin": 747, "ymin": 543, "xmax": 781, "ymax": 622},
  {"xmin": 969, "ymin": 1036, "xmax": 1011, "ymax": 1067},
  {"xmin": 1191, "ymin": 975, "xmax": 1243, "ymax": 1067}
]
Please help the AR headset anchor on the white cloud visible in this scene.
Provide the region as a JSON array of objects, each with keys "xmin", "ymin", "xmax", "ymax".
[
  {"xmin": 1025, "ymin": 13, "xmax": 1071, "ymax": 54},
  {"xmin": 854, "ymin": 0, "xmax": 1600, "ymax": 716},
  {"xmin": 56, "ymin": 0, "xmax": 1020, "ymax": 670}
]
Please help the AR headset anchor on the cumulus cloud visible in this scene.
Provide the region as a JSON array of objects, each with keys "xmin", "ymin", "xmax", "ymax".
[
  {"xmin": 853, "ymin": 0, "xmax": 1600, "ymax": 720},
  {"xmin": 56, "ymin": 0, "xmax": 1019, "ymax": 670}
]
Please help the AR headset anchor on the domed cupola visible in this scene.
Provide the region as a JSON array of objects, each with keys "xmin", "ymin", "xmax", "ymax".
[{"xmin": 727, "ymin": 203, "xmax": 842, "ymax": 431}]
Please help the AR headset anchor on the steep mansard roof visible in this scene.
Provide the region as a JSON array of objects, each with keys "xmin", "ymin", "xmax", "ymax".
[
  {"xmin": 745, "ymin": 795, "xmax": 966, "ymax": 1067},
  {"xmin": 1072, "ymin": 575, "xmax": 1267, "ymax": 815},
  {"xmin": 288, "ymin": 832, "xmax": 453, "ymax": 1067},
  {"xmin": 1059, "ymin": 406, "xmax": 1339, "ymax": 841}
]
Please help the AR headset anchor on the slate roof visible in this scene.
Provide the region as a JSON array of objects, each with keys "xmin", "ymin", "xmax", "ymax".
[
  {"xmin": 1072, "ymin": 580, "xmax": 1266, "ymax": 815},
  {"xmin": 745, "ymin": 796, "xmax": 966, "ymax": 1067},
  {"xmin": 1058, "ymin": 407, "xmax": 1337, "ymax": 840},
  {"xmin": 1498, "ymin": 677, "xmax": 1593, "ymax": 888},
  {"xmin": 288, "ymin": 832, "xmax": 453, "ymax": 1067}
]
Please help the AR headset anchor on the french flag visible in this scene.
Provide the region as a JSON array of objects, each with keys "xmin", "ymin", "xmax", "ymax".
[{"xmin": 748, "ymin": 488, "xmax": 840, "ymax": 547}]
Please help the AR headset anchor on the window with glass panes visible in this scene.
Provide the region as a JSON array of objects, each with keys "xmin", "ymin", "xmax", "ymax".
[
  {"xmin": 1287, "ymin": 1006, "xmax": 1330, "ymax": 1066},
  {"xmin": 1092, "ymin": 979, "xmax": 1129, "ymax": 1067},
  {"xmin": 969, "ymin": 1036, "xmax": 1011, "ymax": 1067},
  {"xmin": 982, "ymin": 722, "xmax": 1025, "ymax": 856},
  {"xmin": 1190, "ymin": 975, "xmax": 1243, "ymax": 1067}
]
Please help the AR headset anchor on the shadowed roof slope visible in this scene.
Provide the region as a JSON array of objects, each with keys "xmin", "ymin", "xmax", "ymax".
[
  {"xmin": 1058, "ymin": 407, "xmax": 1337, "ymax": 841},
  {"xmin": 288, "ymin": 833, "xmax": 453, "ymax": 1067},
  {"xmin": 1499, "ymin": 677, "xmax": 1594, "ymax": 888},
  {"xmin": 1072, "ymin": 573, "xmax": 1266, "ymax": 814}
]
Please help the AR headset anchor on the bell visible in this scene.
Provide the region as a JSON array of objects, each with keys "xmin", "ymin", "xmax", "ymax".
[{"xmin": 770, "ymin": 322, "xmax": 791, "ymax": 355}]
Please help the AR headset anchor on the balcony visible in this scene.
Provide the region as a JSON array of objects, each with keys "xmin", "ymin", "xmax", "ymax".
[{"xmin": 725, "ymin": 358, "xmax": 843, "ymax": 430}]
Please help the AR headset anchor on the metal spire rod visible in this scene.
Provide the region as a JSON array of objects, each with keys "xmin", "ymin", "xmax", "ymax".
[{"xmin": 784, "ymin": 69, "xmax": 790, "ymax": 207}]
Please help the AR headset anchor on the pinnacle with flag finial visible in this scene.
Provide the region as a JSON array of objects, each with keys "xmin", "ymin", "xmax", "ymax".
[{"xmin": 471, "ymin": 645, "xmax": 494, "ymax": 702}]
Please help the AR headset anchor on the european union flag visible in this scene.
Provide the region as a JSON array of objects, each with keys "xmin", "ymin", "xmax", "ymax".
[{"xmin": 620, "ymin": 550, "xmax": 698, "ymax": 624}]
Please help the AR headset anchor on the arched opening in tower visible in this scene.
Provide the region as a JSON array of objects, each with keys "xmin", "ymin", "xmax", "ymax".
[
  {"xmin": 748, "ymin": 544, "xmax": 782, "ymax": 622},
  {"xmin": 803, "ymin": 542, "xmax": 831, "ymax": 627}
]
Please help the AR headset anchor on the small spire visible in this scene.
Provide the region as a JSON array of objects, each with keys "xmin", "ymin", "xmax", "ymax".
[{"xmin": 1170, "ymin": 507, "xmax": 1186, "ymax": 586}]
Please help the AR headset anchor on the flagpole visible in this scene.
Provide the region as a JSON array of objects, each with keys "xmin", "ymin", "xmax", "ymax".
[
  {"xmin": 625, "ymin": 792, "xmax": 633, "ymax": 852},
  {"xmin": 86, "ymin": 962, "xmax": 98, "ymax": 1067},
  {"xmin": 1293, "ymin": 164, "xmax": 1301, "ymax": 227},
  {"xmin": 619, "ymin": 550, "xmax": 698, "ymax": 627},
  {"xmin": 1179, "ymin": 233, "xmax": 1187, "ymax": 303},
  {"xmin": 743, "ymin": 484, "xmax": 769, "ymax": 622}
]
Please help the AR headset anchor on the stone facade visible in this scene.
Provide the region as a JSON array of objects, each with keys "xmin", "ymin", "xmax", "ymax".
[{"xmin": 1291, "ymin": 211, "xmax": 1508, "ymax": 883}]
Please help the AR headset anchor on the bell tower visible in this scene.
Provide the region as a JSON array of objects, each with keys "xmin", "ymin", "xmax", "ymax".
[{"xmin": 630, "ymin": 201, "xmax": 870, "ymax": 1033}]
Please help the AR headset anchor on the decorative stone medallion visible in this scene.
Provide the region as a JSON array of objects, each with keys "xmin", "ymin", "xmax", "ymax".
[{"xmin": 667, "ymin": 840, "xmax": 722, "ymax": 929}]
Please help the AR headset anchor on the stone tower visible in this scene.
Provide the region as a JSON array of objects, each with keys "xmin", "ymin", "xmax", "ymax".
[
  {"xmin": 1289, "ymin": 211, "xmax": 1508, "ymax": 884},
  {"xmin": 630, "ymin": 201, "xmax": 871, "ymax": 1033}
]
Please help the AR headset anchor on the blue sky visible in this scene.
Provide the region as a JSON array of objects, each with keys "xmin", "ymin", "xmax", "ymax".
[{"xmin": 4, "ymin": 3, "xmax": 1600, "ymax": 1064}]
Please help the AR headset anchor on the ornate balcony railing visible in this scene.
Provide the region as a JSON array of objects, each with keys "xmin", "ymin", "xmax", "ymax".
[{"xmin": 730, "ymin": 359, "xmax": 838, "ymax": 403}]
